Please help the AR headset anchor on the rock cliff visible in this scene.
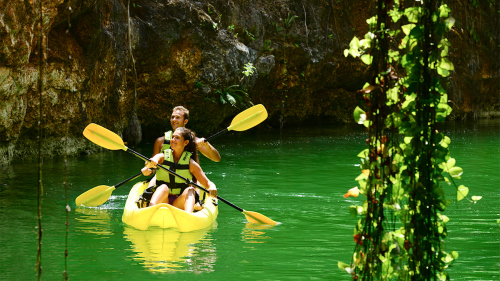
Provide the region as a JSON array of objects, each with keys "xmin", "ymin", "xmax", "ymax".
[{"xmin": 0, "ymin": 0, "xmax": 498, "ymax": 165}]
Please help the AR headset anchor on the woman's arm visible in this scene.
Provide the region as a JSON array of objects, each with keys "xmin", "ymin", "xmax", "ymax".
[{"xmin": 189, "ymin": 159, "xmax": 217, "ymax": 197}]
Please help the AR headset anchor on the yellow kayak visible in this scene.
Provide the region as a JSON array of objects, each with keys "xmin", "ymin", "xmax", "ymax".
[{"xmin": 122, "ymin": 181, "xmax": 218, "ymax": 232}]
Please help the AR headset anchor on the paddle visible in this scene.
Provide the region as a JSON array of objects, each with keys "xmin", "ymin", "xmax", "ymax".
[
  {"xmin": 75, "ymin": 105, "xmax": 268, "ymax": 207},
  {"xmin": 205, "ymin": 104, "xmax": 268, "ymax": 141},
  {"xmin": 75, "ymin": 172, "xmax": 143, "ymax": 207},
  {"xmin": 82, "ymin": 123, "xmax": 277, "ymax": 225}
]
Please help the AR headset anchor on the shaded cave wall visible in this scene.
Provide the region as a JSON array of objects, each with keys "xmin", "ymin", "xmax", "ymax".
[{"xmin": 0, "ymin": 0, "xmax": 498, "ymax": 165}]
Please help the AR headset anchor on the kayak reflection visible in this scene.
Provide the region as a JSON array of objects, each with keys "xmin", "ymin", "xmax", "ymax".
[
  {"xmin": 74, "ymin": 207, "xmax": 113, "ymax": 236},
  {"xmin": 242, "ymin": 223, "xmax": 276, "ymax": 244},
  {"xmin": 123, "ymin": 226, "xmax": 217, "ymax": 273}
]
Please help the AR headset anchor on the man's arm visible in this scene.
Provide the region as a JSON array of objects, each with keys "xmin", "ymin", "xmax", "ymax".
[
  {"xmin": 195, "ymin": 137, "xmax": 221, "ymax": 162},
  {"xmin": 152, "ymin": 136, "xmax": 166, "ymax": 157}
]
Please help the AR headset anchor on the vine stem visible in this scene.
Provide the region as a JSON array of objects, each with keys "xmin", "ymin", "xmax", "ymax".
[{"xmin": 36, "ymin": 0, "xmax": 44, "ymax": 278}]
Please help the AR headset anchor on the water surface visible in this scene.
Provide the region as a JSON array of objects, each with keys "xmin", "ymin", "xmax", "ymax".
[{"xmin": 0, "ymin": 120, "xmax": 498, "ymax": 280}]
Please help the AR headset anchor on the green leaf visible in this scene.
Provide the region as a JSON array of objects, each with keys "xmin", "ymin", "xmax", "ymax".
[
  {"xmin": 445, "ymin": 158, "xmax": 456, "ymax": 170},
  {"xmin": 451, "ymin": 251, "xmax": 459, "ymax": 259},
  {"xmin": 471, "ymin": 196, "xmax": 482, "ymax": 201},
  {"xmin": 349, "ymin": 205, "xmax": 358, "ymax": 217},
  {"xmin": 225, "ymin": 93, "xmax": 236, "ymax": 106},
  {"xmin": 366, "ymin": 16, "xmax": 377, "ymax": 28},
  {"xmin": 355, "ymin": 173, "xmax": 367, "ymax": 181},
  {"xmin": 445, "ymin": 17, "xmax": 456, "ymax": 30},
  {"xmin": 348, "ymin": 37, "xmax": 361, "ymax": 57},
  {"xmin": 338, "ymin": 261, "xmax": 353, "ymax": 274},
  {"xmin": 404, "ymin": 7, "xmax": 421, "ymax": 23},
  {"xmin": 457, "ymin": 185, "xmax": 469, "ymax": 201},
  {"xmin": 438, "ymin": 213, "xmax": 450, "ymax": 223},
  {"xmin": 401, "ymin": 24, "xmax": 416, "ymax": 35},
  {"xmin": 441, "ymin": 45, "xmax": 449, "ymax": 57},
  {"xmin": 357, "ymin": 149, "xmax": 369, "ymax": 158},
  {"xmin": 361, "ymin": 54, "xmax": 373, "ymax": 65},
  {"xmin": 449, "ymin": 167, "xmax": 463, "ymax": 178},
  {"xmin": 439, "ymin": 4, "xmax": 451, "ymax": 18},
  {"xmin": 343, "ymin": 49, "xmax": 349, "ymax": 57},
  {"xmin": 389, "ymin": 8, "xmax": 403, "ymax": 22},
  {"xmin": 353, "ymin": 106, "xmax": 366, "ymax": 124},
  {"xmin": 439, "ymin": 58, "xmax": 455, "ymax": 71},
  {"xmin": 437, "ymin": 67, "xmax": 450, "ymax": 77},
  {"xmin": 409, "ymin": 25, "xmax": 423, "ymax": 39}
]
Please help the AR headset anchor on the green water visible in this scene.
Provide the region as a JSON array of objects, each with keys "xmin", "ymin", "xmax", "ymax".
[{"xmin": 1, "ymin": 120, "xmax": 498, "ymax": 280}]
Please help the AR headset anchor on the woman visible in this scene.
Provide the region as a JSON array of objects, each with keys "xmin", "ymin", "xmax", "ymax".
[{"xmin": 140, "ymin": 127, "xmax": 217, "ymax": 213}]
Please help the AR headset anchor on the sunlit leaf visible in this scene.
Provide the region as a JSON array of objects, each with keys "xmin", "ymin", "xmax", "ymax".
[
  {"xmin": 441, "ymin": 45, "xmax": 449, "ymax": 57},
  {"xmin": 355, "ymin": 173, "xmax": 367, "ymax": 181},
  {"xmin": 471, "ymin": 196, "xmax": 482, "ymax": 201},
  {"xmin": 437, "ymin": 67, "xmax": 450, "ymax": 77},
  {"xmin": 389, "ymin": 8, "xmax": 403, "ymax": 22},
  {"xmin": 404, "ymin": 7, "xmax": 421, "ymax": 23},
  {"xmin": 439, "ymin": 58, "xmax": 455, "ymax": 70},
  {"xmin": 343, "ymin": 49, "xmax": 349, "ymax": 57},
  {"xmin": 366, "ymin": 16, "xmax": 377, "ymax": 28},
  {"xmin": 438, "ymin": 213, "xmax": 450, "ymax": 223},
  {"xmin": 344, "ymin": 186, "xmax": 361, "ymax": 198},
  {"xmin": 401, "ymin": 24, "xmax": 416, "ymax": 35},
  {"xmin": 349, "ymin": 37, "xmax": 361, "ymax": 52},
  {"xmin": 451, "ymin": 251, "xmax": 459, "ymax": 259},
  {"xmin": 357, "ymin": 149, "xmax": 369, "ymax": 158},
  {"xmin": 445, "ymin": 158, "xmax": 456, "ymax": 170},
  {"xmin": 445, "ymin": 17, "xmax": 455, "ymax": 30},
  {"xmin": 353, "ymin": 106, "xmax": 366, "ymax": 124},
  {"xmin": 439, "ymin": 4, "xmax": 451, "ymax": 18},
  {"xmin": 449, "ymin": 167, "xmax": 463, "ymax": 178},
  {"xmin": 457, "ymin": 185, "xmax": 469, "ymax": 201},
  {"xmin": 338, "ymin": 261, "xmax": 353, "ymax": 274},
  {"xmin": 361, "ymin": 54, "xmax": 373, "ymax": 65}
]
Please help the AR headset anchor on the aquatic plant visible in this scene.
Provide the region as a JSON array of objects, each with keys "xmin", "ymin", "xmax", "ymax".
[{"xmin": 340, "ymin": 0, "xmax": 481, "ymax": 279}]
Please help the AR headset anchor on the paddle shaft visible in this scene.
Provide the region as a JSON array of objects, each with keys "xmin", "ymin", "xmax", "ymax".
[
  {"xmin": 205, "ymin": 128, "xmax": 228, "ymax": 142},
  {"xmin": 127, "ymin": 148, "xmax": 245, "ymax": 213},
  {"xmin": 115, "ymin": 172, "xmax": 143, "ymax": 188}
]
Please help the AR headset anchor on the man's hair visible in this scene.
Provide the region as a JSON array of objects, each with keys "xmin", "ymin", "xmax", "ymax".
[{"xmin": 173, "ymin": 106, "xmax": 189, "ymax": 120}]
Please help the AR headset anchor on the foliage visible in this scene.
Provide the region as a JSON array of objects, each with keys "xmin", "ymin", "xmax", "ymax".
[
  {"xmin": 245, "ymin": 29, "xmax": 255, "ymax": 41},
  {"xmin": 341, "ymin": 0, "xmax": 481, "ymax": 280},
  {"xmin": 216, "ymin": 85, "xmax": 251, "ymax": 108},
  {"xmin": 284, "ymin": 13, "xmax": 298, "ymax": 29},
  {"xmin": 242, "ymin": 62, "xmax": 256, "ymax": 77}
]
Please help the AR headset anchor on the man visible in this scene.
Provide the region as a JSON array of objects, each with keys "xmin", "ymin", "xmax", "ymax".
[{"xmin": 151, "ymin": 106, "xmax": 220, "ymax": 162}]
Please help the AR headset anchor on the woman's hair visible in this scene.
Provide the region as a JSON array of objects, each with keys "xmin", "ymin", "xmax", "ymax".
[{"xmin": 175, "ymin": 127, "xmax": 199, "ymax": 163}]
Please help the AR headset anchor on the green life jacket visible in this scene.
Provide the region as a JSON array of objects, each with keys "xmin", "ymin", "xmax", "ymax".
[
  {"xmin": 156, "ymin": 149, "xmax": 192, "ymax": 195},
  {"xmin": 161, "ymin": 130, "xmax": 173, "ymax": 151}
]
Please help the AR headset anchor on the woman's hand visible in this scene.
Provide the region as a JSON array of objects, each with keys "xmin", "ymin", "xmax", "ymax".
[
  {"xmin": 142, "ymin": 158, "xmax": 158, "ymax": 176},
  {"xmin": 208, "ymin": 182, "xmax": 217, "ymax": 197},
  {"xmin": 141, "ymin": 166, "xmax": 154, "ymax": 176}
]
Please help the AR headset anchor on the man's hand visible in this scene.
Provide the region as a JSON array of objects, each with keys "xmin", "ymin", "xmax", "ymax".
[{"xmin": 195, "ymin": 137, "xmax": 208, "ymax": 148}]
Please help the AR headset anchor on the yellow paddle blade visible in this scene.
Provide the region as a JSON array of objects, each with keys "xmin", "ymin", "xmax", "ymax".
[
  {"xmin": 75, "ymin": 185, "xmax": 116, "ymax": 207},
  {"xmin": 83, "ymin": 123, "xmax": 128, "ymax": 151},
  {"xmin": 228, "ymin": 104, "xmax": 268, "ymax": 132},
  {"xmin": 243, "ymin": 210, "xmax": 278, "ymax": 225}
]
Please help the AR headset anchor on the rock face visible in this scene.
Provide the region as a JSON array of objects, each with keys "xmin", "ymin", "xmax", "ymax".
[{"xmin": 0, "ymin": 0, "xmax": 498, "ymax": 165}]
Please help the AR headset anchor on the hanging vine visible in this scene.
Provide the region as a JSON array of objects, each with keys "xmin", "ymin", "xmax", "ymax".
[
  {"xmin": 36, "ymin": 0, "xmax": 45, "ymax": 278},
  {"xmin": 339, "ymin": 0, "xmax": 481, "ymax": 280}
]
